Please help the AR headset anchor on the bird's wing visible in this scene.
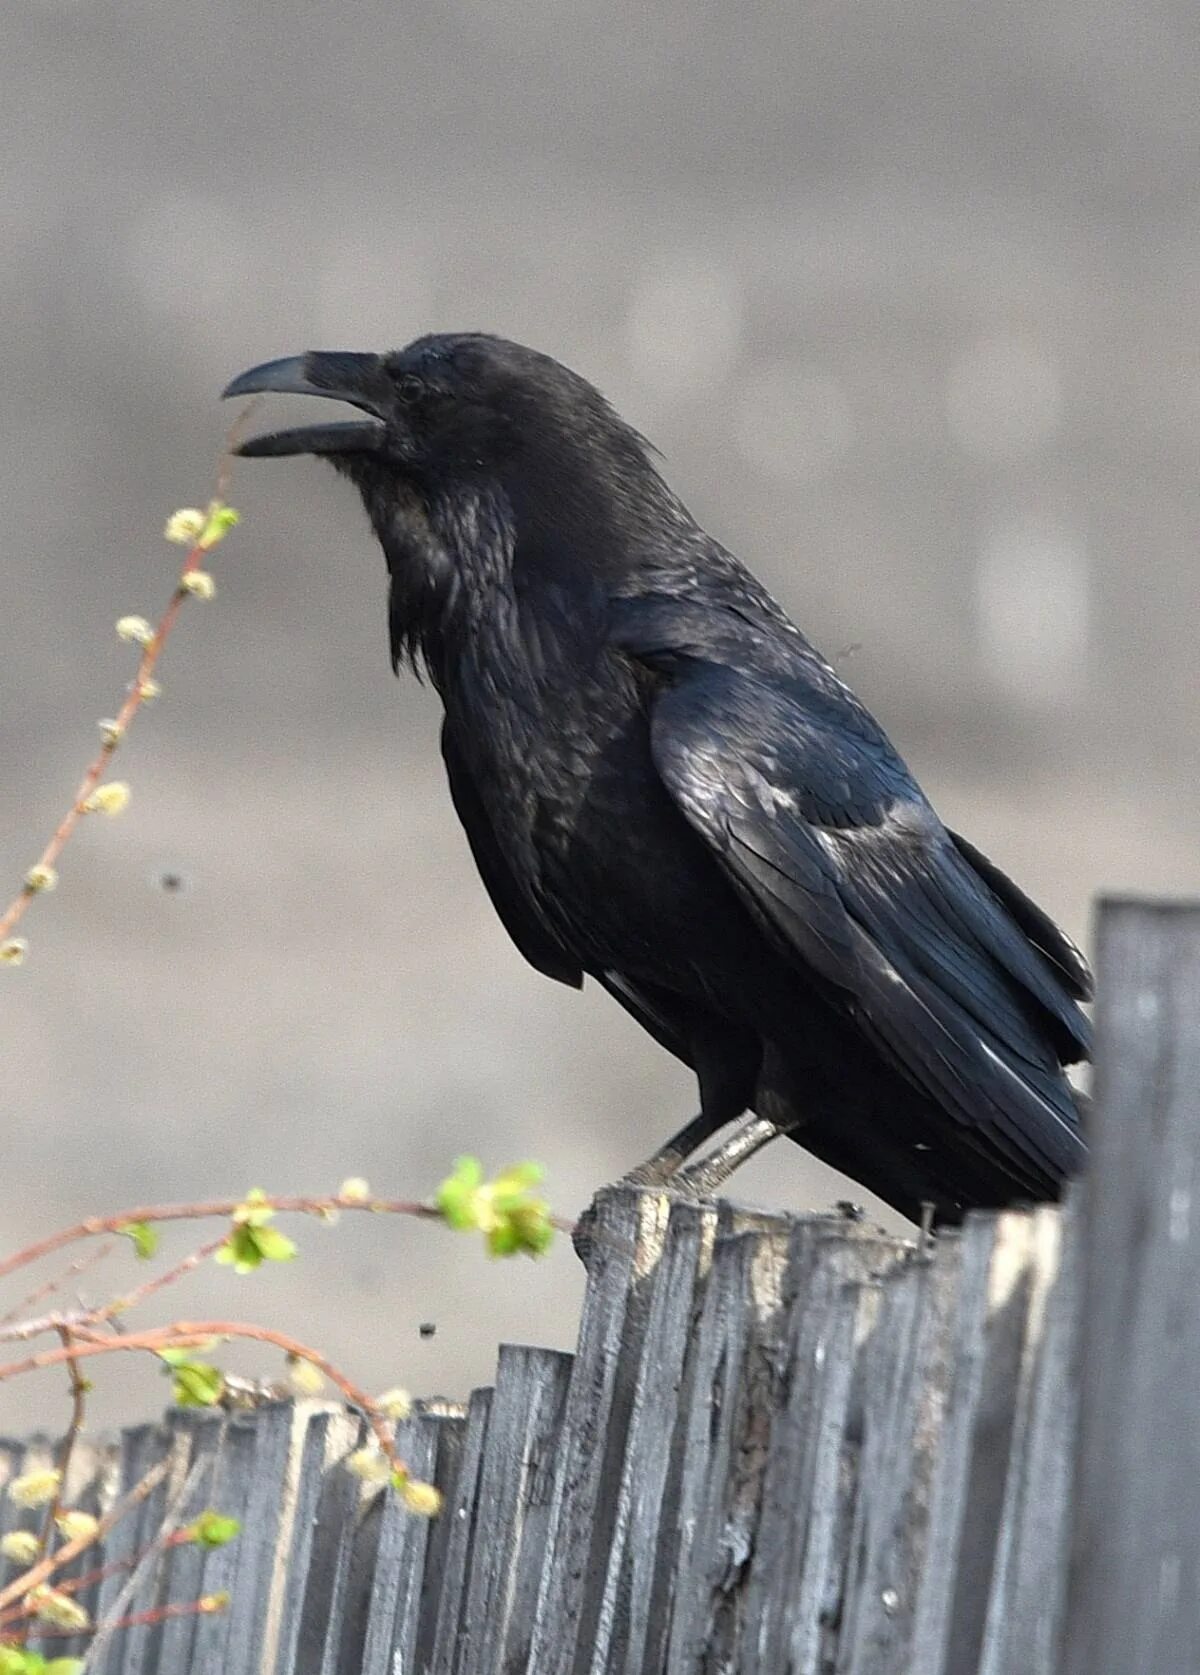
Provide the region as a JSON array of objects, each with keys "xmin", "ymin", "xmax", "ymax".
[
  {"xmin": 441, "ymin": 724, "xmax": 583, "ymax": 988},
  {"xmin": 946, "ymin": 828, "xmax": 1093, "ymax": 1001},
  {"xmin": 614, "ymin": 602, "xmax": 1089, "ymax": 1192}
]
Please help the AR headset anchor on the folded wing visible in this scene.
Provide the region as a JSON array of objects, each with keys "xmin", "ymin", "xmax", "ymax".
[{"xmin": 614, "ymin": 597, "xmax": 1090, "ymax": 1197}]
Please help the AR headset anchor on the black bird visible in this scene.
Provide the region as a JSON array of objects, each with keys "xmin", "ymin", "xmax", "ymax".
[{"xmin": 223, "ymin": 334, "xmax": 1091, "ymax": 1225}]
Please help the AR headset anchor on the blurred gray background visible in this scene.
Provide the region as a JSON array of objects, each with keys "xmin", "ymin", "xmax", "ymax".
[{"xmin": 2, "ymin": 0, "xmax": 1198, "ymax": 1429}]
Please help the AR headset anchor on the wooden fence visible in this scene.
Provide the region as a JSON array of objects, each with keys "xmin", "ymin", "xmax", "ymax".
[{"xmin": 3, "ymin": 897, "xmax": 1199, "ymax": 1673}]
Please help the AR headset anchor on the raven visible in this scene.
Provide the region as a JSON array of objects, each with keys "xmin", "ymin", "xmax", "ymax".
[{"xmin": 223, "ymin": 334, "xmax": 1091, "ymax": 1224}]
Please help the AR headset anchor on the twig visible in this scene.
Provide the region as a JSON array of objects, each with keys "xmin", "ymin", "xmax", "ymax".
[
  {"xmin": 0, "ymin": 1458, "xmax": 169, "ymax": 1612},
  {"xmin": 88, "ymin": 1234, "xmax": 230, "ymax": 1329},
  {"xmin": 0, "ymin": 1242, "xmax": 116, "ymax": 1326},
  {"xmin": 0, "ymin": 402, "xmax": 256, "ymax": 948},
  {"xmin": 0, "ymin": 1319, "xmax": 410, "ymax": 1480},
  {"xmin": 79, "ymin": 1455, "xmax": 210, "ymax": 1670},
  {"xmin": 0, "ymin": 1193, "xmax": 444, "ymax": 1284},
  {"xmin": 33, "ymin": 1595, "xmax": 225, "ymax": 1640},
  {"xmin": 36, "ymin": 1325, "xmax": 90, "ymax": 1574},
  {"xmin": 0, "ymin": 1524, "xmax": 198, "ymax": 1620}
]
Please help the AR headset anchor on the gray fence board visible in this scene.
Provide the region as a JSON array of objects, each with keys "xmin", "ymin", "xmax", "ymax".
[{"xmin": 1063, "ymin": 900, "xmax": 1200, "ymax": 1675}]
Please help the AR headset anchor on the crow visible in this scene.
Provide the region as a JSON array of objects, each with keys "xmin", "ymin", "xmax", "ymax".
[{"xmin": 223, "ymin": 334, "xmax": 1091, "ymax": 1225}]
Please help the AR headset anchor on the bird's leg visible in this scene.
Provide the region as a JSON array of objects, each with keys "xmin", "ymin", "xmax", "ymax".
[
  {"xmin": 672, "ymin": 1113, "xmax": 784, "ymax": 1197},
  {"xmin": 618, "ymin": 1108, "xmax": 737, "ymax": 1188},
  {"xmin": 617, "ymin": 1030, "xmax": 759, "ymax": 1189}
]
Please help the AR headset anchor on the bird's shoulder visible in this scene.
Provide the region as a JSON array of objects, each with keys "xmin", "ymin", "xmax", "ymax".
[{"xmin": 608, "ymin": 573, "xmax": 919, "ymax": 834}]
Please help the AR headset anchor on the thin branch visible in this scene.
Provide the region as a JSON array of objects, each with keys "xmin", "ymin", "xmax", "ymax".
[
  {"xmin": 0, "ymin": 1458, "xmax": 169, "ymax": 1612},
  {"xmin": 1, "ymin": 1318, "xmax": 410, "ymax": 1480},
  {"xmin": 0, "ymin": 1193, "xmax": 443, "ymax": 1285},
  {"xmin": 37, "ymin": 1325, "xmax": 90, "ymax": 1572},
  {"xmin": 28, "ymin": 1595, "xmax": 226, "ymax": 1641},
  {"xmin": 0, "ymin": 402, "xmax": 256, "ymax": 948},
  {"xmin": 79, "ymin": 1454, "xmax": 209, "ymax": 1670},
  {"xmin": 88, "ymin": 1234, "xmax": 230, "ymax": 1328},
  {"xmin": 0, "ymin": 1242, "xmax": 116, "ymax": 1326}
]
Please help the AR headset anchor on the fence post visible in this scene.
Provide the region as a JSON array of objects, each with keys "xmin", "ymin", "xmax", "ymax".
[{"xmin": 1062, "ymin": 898, "xmax": 1200, "ymax": 1674}]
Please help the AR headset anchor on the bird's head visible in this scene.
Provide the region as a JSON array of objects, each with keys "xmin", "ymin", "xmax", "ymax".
[{"xmin": 223, "ymin": 333, "xmax": 674, "ymax": 672}]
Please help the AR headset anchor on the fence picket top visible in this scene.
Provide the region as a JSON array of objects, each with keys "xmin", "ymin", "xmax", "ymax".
[
  {"xmin": 268, "ymin": 1405, "xmax": 363, "ymax": 1675},
  {"xmin": 982, "ymin": 1195, "xmax": 1080, "ymax": 1675},
  {"xmin": 524, "ymin": 1186, "xmax": 671, "ymax": 1673},
  {"xmin": 428, "ymin": 1384, "xmax": 493, "ymax": 1675},
  {"xmin": 357, "ymin": 1411, "xmax": 438, "ymax": 1675},
  {"xmin": 453, "ymin": 1346, "xmax": 573, "ymax": 1675},
  {"xmin": 147, "ymin": 1411, "xmax": 227, "ymax": 1675},
  {"xmin": 834, "ymin": 1238, "xmax": 963, "ymax": 1675},
  {"xmin": 589, "ymin": 1199, "xmax": 715, "ymax": 1675}
]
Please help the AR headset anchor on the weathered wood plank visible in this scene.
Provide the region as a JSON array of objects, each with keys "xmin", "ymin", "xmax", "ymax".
[
  {"xmin": 458, "ymin": 1346, "xmax": 573, "ymax": 1675},
  {"xmin": 357, "ymin": 1408, "xmax": 444, "ymax": 1675},
  {"xmin": 735, "ymin": 1220, "xmax": 912, "ymax": 1673},
  {"xmin": 983, "ymin": 1195, "xmax": 1079, "ymax": 1675},
  {"xmin": 833, "ymin": 1234, "xmax": 963, "ymax": 1675},
  {"xmin": 268, "ymin": 1405, "xmax": 362, "ymax": 1675},
  {"xmin": 524, "ymin": 1186, "xmax": 671, "ymax": 1674},
  {"xmin": 588, "ymin": 1198, "xmax": 716, "ymax": 1675},
  {"xmin": 427, "ymin": 1384, "xmax": 493, "ymax": 1674},
  {"xmin": 203, "ymin": 1405, "xmax": 294, "ymax": 1675},
  {"xmin": 908, "ymin": 1211, "xmax": 1051, "ymax": 1673},
  {"xmin": 661, "ymin": 1218, "xmax": 787, "ymax": 1671},
  {"xmin": 1063, "ymin": 899, "xmax": 1200, "ymax": 1675},
  {"xmin": 149, "ymin": 1411, "xmax": 225, "ymax": 1675}
]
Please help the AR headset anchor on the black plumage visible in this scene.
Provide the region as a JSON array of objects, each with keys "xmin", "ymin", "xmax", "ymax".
[{"xmin": 223, "ymin": 333, "xmax": 1091, "ymax": 1224}]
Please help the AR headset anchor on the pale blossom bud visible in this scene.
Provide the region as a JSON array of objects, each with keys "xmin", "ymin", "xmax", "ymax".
[
  {"xmin": 55, "ymin": 1509, "xmax": 100, "ymax": 1542},
  {"xmin": 30, "ymin": 1586, "xmax": 91, "ymax": 1630},
  {"xmin": 24, "ymin": 865, "xmax": 57, "ymax": 893},
  {"xmin": 400, "ymin": 1478, "xmax": 442, "ymax": 1517},
  {"xmin": 339, "ymin": 1178, "xmax": 370, "ymax": 1202},
  {"xmin": 8, "ymin": 1467, "xmax": 62, "ymax": 1508},
  {"xmin": 179, "ymin": 570, "xmax": 216, "ymax": 601},
  {"xmin": 98, "ymin": 717, "xmax": 124, "ymax": 746},
  {"xmin": 82, "ymin": 782, "xmax": 130, "ymax": 816},
  {"xmin": 286, "ymin": 1355, "xmax": 325, "ymax": 1397},
  {"xmin": 116, "ymin": 616, "xmax": 154, "ymax": 646},
  {"xmin": 346, "ymin": 1446, "xmax": 391, "ymax": 1485},
  {"xmin": 375, "ymin": 1387, "xmax": 413, "ymax": 1422},
  {"xmin": 164, "ymin": 508, "xmax": 207, "ymax": 545},
  {"xmin": 0, "ymin": 1530, "xmax": 40, "ymax": 1565},
  {"xmin": 0, "ymin": 938, "xmax": 28, "ymax": 966},
  {"xmin": 138, "ymin": 678, "xmax": 162, "ymax": 703}
]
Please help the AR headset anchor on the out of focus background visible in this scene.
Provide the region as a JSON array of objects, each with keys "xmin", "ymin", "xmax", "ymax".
[{"xmin": 2, "ymin": 1, "xmax": 1197, "ymax": 1428}]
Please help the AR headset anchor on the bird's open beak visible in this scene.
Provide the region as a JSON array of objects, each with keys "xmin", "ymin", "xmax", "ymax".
[{"xmin": 222, "ymin": 352, "xmax": 387, "ymax": 457}]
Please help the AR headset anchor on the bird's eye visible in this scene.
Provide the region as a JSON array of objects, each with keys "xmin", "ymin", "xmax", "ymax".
[{"xmin": 394, "ymin": 373, "xmax": 425, "ymax": 406}]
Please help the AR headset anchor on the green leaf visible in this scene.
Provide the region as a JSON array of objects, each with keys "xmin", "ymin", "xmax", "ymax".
[
  {"xmin": 215, "ymin": 1226, "xmax": 261, "ymax": 1271},
  {"xmin": 0, "ymin": 1650, "xmax": 38, "ymax": 1675},
  {"xmin": 215, "ymin": 1221, "xmax": 296, "ymax": 1273},
  {"xmin": 490, "ymin": 1161, "xmax": 544, "ymax": 1210},
  {"xmin": 434, "ymin": 1157, "xmax": 554, "ymax": 1256},
  {"xmin": 157, "ymin": 1338, "xmax": 221, "ymax": 1366},
  {"xmin": 251, "ymin": 1224, "xmax": 297, "ymax": 1263},
  {"xmin": 0, "ymin": 1653, "xmax": 78, "ymax": 1675},
  {"xmin": 118, "ymin": 1221, "xmax": 159, "ymax": 1260},
  {"xmin": 232, "ymin": 1187, "xmax": 276, "ymax": 1228},
  {"xmin": 186, "ymin": 1510, "xmax": 241, "ymax": 1548},
  {"xmin": 165, "ymin": 1359, "xmax": 224, "ymax": 1407},
  {"xmin": 199, "ymin": 504, "xmax": 240, "ymax": 548},
  {"xmin": 434, "ymin": 1156, "xmax": 485, "ymax": 1230}
]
